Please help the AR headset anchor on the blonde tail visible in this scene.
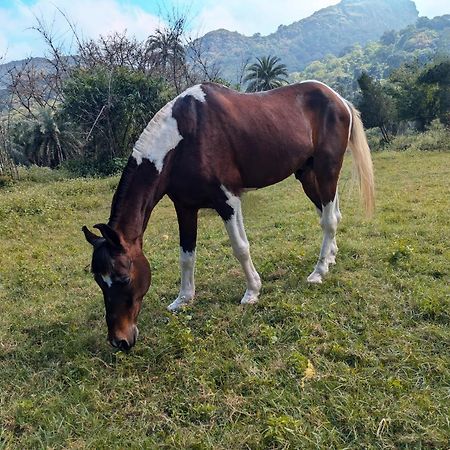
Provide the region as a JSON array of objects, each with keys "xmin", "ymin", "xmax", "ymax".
[{"xmin": 347, "ymin": 103, "xmax": 375, "ymax": 216}]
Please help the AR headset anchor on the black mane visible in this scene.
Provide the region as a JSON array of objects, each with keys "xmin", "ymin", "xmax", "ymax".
[{"xmin": 108, "ymin": 157, "xmax": 138, "ymax": 227}]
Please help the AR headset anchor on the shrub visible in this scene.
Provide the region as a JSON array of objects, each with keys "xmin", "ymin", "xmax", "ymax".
[{"xmin": 61, "ymin": 156, "xmax": 128, "ymax": 177}]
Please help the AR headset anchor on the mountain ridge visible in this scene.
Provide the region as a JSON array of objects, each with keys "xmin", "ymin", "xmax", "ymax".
[{"xmin": 198, "ymin": 0, "xmax": 419, "ymax": 81}]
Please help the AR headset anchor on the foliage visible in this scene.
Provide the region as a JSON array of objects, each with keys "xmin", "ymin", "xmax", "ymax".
[
  {"xmin": 61, "ymin": 155, "xmax": 128, "ymax": 177},
  {"xmin": 244, "ymin": 56, "xmax": 288, "ymax": 92},
  {"xmin": 10, "ymin": 108, "xmax": 80, "ymax": 167},
  {"xmin": 388, "ymin": 60, "xmax": 443, "ymax": 131},
  {"xmin": 418, "ymin": 59, "xmax": 450, "ymax": 125},
  {"xmin": 357, "ymin": 72, "xmax": 396, "ymax": 142},
  {"xmin": 0, "ymin": 152, "xmax": 449, "ymax": 448},
  {"xmin": 367, "ymin": 120, "xmax": 450, "ymax": 152},
  {"xmin": 62, "ymin": 66, "xmax": 172, "ymax": 161},
  {"xmin": 292, "ymin": 15, "xmax": 450, "ymax": 102},
  {"xmin": 199, "ymin": 0, "xmax": 419, "ymax": 80},
  {"xmin": 0, "ymin": 120, "xmax": 18, "ymax": 180}
]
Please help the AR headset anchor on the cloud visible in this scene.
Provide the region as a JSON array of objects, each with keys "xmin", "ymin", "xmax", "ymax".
[
  {"xmin": 0, "ymin": 0, "xmax": 163, "ymax": 61},
  {"xmin": 415, "ymin": 0, "xmax": 450, "ymax": 18}
]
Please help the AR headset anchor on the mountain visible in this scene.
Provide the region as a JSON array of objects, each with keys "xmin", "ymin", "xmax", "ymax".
[
  {"xmin": 291, "ymin": 14, "xmax": 450, "ymax": 100},
  {"xmin": 198, "ymin": 0, "xmax": 419, "ymax": 81}
]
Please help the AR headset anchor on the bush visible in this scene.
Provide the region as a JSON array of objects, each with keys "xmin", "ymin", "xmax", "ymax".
[
  {"xmin": 61, "ymin": 156, "xmax": 128, "ymax": 177},
  {"xmin": 366, "ymin": 120, "xmax": 450, "ymax": 152},
  {"xmin": 17, "ymin": 165, "xmax": 71, "ymax": 183}
]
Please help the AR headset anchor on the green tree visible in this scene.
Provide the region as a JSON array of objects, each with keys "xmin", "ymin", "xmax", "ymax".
[
  {"xmin": 357, "ymin": 72, "xmax": 396, "ymax": 142},
  {"xmin": 243, "ymin": 56, "xmax": 288, "ymax": 92},
  {"xmin": 12, "ymin": 108, "xmax": 80, "ymax": 167},
  {"xmin": 418, "ymin": 59, "xmax": 450, "ymax": 125},
  {"xmin": 389, "ymin": 61, "xmax": 439, "ymax": 131},
  {"xmin": 62, "ymin": 67, "xmax": 172, "ymax": 163}
]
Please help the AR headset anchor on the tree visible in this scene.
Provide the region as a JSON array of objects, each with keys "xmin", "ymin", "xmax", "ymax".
[
  {"xmin": 357, "ymin": 72, "xmax": 396, "ymax": 142},
  {"xmin": 62, "ymin": 67, "xmax": 172, "ymax": 161},
  {"xmin": 418, "ymin": 58, "xmax": 450, "ymax": 126},
  {"xmin": 243, "ymin": 56, "xmax": 288, "ymax": 92},
  {"xmin": 389, "ymin": 61, "xmax": 440, "ymax": 131},
  {"xmin": 12, "ymin": 108, "xmax": 80, "ymax": 167}
]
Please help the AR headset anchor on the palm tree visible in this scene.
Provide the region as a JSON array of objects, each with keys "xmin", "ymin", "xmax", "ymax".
[
  {"xmin": 15, "ymin": 108, "xmax": 81, "ymax": 167},
  {"xmin": 243, "ymin": 56, "xmax": 289, "ymax": 92}
]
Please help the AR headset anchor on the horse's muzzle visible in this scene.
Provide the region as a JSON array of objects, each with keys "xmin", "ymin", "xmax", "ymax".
[{"xmin": 109, "ymin": 326, "xmax": 138, "ymax": 351}]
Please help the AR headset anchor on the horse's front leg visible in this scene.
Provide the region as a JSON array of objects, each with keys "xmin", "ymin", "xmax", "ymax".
[{"xmin": 167, "ymin": 204, "xmax": 198, "ymax": 311}]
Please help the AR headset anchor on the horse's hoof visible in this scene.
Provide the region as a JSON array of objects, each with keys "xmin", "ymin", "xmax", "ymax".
[
  {"xmin": 307, "ymin": 272, "xmax": 323, "ymax": 284},
  {"xmin": 167, "ymin": 296, "xmax": 192, "ymax": 311},
  {"xmin": 240, "ymin": 291, "xmax": 259, "ymax": 305}
]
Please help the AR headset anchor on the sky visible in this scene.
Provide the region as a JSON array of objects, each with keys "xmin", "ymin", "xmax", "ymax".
[{"xmin": 0, "ymin": 0, "xmax": 449, "ymax": 62}]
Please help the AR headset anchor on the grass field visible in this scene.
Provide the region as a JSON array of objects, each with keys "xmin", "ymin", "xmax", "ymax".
[{"xmin": 0, "ymin": 150, "xmax": 449, "ymax": 449}]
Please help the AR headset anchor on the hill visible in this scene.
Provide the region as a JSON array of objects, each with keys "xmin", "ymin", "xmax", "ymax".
[
  {"xmin": 291, "ymin": 14, "xmax": 450, "ymax": 100},
  {"xmin": 198, "ymin": 0, "xmax": 419, "ymax": 81}
]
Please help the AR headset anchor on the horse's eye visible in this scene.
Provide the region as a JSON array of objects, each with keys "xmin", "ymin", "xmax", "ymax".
[{"xmin": 114, "ymin": 275, "xmax": 131, "ymax": 285}]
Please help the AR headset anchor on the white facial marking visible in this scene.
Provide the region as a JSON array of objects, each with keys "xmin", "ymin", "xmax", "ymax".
[
  {"xmin": 101, "ymin": 274, "xmax": 113, "ymax": 288},
  {"xmin": 132, "ymin": 84, "xmax": 206, "ymax": 172},
  {"xmin": 300, "ymin": 80, "xmax": 352, "ymax": 142}
]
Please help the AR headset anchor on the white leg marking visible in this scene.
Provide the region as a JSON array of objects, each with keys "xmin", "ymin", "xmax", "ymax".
[
  {"xmin": 328, "ymin": 191, "xmax": 342, "ymax": 265},
  {"xmin": 308, "ymin": 196, "xmax": 339, "ymax": 284},
  {"xmin": 221, "ymin": 186, "xmax": 262, "ymax": 304},
  {"xmin": 167, "ymin": 248, "xmax": 196, "ymax": 311}
]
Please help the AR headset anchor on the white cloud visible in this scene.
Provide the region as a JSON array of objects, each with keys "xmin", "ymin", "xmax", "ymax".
[
  {"xmin": 415, "ymin": 0, "xmax": 450, "ymax": 18},
  {"xmin": 0, "ymin": 0, "xmax": 163, "ymax": 61},
  {"xmin": 1, "ymin": 0, "xmax": 449, "ymax": 62}
]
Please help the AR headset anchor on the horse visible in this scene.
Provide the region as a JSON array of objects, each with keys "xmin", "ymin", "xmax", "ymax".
[{"xmin": 82, "ymin": 81, "xmax": 374, "ymax": 351}]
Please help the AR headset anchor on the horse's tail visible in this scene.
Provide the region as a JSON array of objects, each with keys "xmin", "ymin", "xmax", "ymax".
[{"xmin": 347, "ymin": 102, "xmax": 375, "ymax": 217}]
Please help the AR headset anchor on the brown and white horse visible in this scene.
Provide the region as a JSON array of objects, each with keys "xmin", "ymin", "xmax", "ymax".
[{"xmin": 83, "ymin": 81, "xmax": 374, "ymax": 351}]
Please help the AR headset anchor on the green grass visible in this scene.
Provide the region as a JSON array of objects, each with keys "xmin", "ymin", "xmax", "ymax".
[{"xmin": 0, "ymin": 151, "xmax": 449, "ymax": 449}]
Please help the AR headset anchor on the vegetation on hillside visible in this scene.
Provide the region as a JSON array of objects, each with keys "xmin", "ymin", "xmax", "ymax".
[
  {"xmin": 198, "ymin": 0, "xmax": 419, "ymax": 80},
  {"xmin": 291, "ymin": 15, "xmax": 450, "ymax": 100},
  {"xmin": 0, "ymin": 6, "xmax": 448, "ymax": 180}
]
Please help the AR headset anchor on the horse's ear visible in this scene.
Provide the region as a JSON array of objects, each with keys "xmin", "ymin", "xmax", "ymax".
[
  {"xmin": 94, "ymin": 223, "xmax": 123, "ymax": 250},
  {"xmin": 82, "ymin": 226, "xmax": 104, "ymax": 247}
]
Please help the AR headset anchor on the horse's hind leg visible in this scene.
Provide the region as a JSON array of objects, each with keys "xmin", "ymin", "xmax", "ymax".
[
  {"xmin": 296, "ymin": 161, "xmax": 342, "ymax": 284},
  {"xmin": 167, "ymin": 204, "xmax": 198, "ymax": 311},
  {"xmin": 216, "ymin": 186, "xmax": 262, "ymax": 304}
]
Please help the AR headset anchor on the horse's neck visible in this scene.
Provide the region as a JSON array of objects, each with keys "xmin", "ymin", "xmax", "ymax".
[{"xmin": 108, "ymin": 160, "xmax": 167, "ymax": 243}]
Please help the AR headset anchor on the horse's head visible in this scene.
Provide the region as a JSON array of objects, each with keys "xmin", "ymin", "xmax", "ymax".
[{"xmin": 82, "ymin": 224, "xmax": 150, "ymax": 351}]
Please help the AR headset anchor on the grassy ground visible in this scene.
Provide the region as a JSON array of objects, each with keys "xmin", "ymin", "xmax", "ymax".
[{"xmin": 0, "ymin": 150, "xmax": 449, "ymax": 449}]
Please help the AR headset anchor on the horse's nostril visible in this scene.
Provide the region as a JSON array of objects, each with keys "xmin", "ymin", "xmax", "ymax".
[{"xmin": 118, "ymin": 339, "xmax": 131, "ymax": 351}]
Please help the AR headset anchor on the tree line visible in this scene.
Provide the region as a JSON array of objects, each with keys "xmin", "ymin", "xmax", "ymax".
[
  {"xmin": 0, "ymin": 10, "xmax": 448, "ymax": 180},
  {"xmin": 357, "ymin": 58, "xmax": 450, "ymax": 143}
]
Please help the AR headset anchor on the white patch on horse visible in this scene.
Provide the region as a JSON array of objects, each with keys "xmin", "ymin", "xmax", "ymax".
[
  {"xmin": 168, "ymin": 248, "xmax": 196, "ymax": 311},
  {"xmin": 178, "ymin": 85, "xmax": 207, "ymax": 103},
  {"xmin": 307, "ymin": 196, "xmax": 340, "ymax": 284},
  {"xmin": 220, "ymin": 185, "xmax": 262, "ymax": 304},
  {"xmin": 132, "ymin": 84, "xmax": 206, "ymax": 172},
  {"xmin": 101, "ymin": 274, "xmax": 113, "ymax": 287},
  {"xmin": 300, "ymin": 80, "xmax": 352, "ymax": 142}
]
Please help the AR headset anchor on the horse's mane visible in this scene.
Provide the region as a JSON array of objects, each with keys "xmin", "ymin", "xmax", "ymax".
[{"xmin": 108, "ymin": 158, "xmax": 137, "ymax": 227}]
